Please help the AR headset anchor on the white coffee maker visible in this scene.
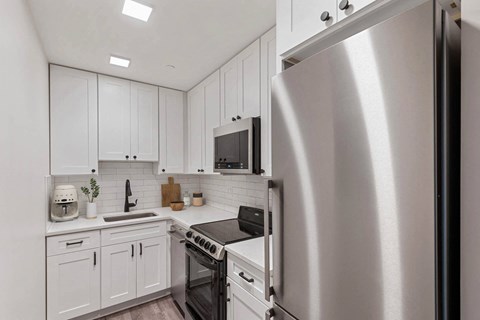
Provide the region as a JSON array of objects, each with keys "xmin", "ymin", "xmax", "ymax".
[{"xmin": 51, "ymin": 185, "xmax": 79, "ymax": 222}]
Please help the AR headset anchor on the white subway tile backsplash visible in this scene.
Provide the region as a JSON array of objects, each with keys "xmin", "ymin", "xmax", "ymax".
[
  {"xmin": 52, "ymin": 162, "xmax": 200, "ymax": 216},
  {"xmin": 198, "ymin": 174, "xmax": 267, "ymax": 213}
]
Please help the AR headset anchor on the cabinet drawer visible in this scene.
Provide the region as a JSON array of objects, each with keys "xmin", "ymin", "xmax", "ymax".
[
  {"xmin": 101, "ymin": 221, "xmax": 167, "ymax": 246},
  {"xmin": 227, "ymin": 253, "xmax": 273, "ymax": 306},
  {"xmin": 47, "ymin": 230, "xmax": 100, "ymax": 257}
]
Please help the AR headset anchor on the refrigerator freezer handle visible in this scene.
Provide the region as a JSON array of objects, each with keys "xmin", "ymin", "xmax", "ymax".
[
  {"xmin": 265, "ymin": 308, "xmax": 275, "ymax": 320},
  {"xmin": 264, "ymin": 179, "xmax": 274, "ymax": 301}
]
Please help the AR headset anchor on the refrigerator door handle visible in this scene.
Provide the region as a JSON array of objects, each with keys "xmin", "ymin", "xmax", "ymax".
[
  {"xmin": 265, "ymin": 308, "xmax": 274, "ymax": 320},
  {"xmin": 264, "ymin": 179, "xmax": 273, "ymax": 301}
]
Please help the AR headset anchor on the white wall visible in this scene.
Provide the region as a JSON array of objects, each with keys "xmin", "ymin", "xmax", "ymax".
[
  {"xmin": 0, "ymin": 1, "xmax": 49, "ymax": 319},
  {"xmin": 462, "ymin": 1, "xmax": 480, "ymax": 319},
  {"xmin": 53, "ymin": 163, "xmax": 200, "ymax": 215}
]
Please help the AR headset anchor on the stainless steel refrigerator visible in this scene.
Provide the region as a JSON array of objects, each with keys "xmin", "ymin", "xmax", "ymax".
[{"xmin": 265, "ymin": 1, "xmax": 460, "ymax": 319}]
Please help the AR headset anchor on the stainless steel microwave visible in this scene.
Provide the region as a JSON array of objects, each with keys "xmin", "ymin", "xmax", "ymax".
[{"xmin": 213, "ymin": 117, "xmax": 261, "ymax": 174}]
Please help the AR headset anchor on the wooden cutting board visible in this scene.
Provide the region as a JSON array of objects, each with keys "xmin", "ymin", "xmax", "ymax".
[{"xmin": 161, "ymin": 177, "xmax": 181, "ymax": 207}]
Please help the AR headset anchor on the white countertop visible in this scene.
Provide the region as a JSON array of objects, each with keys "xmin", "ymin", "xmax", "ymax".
[
  {"xmin": 46, "ymin": 205, "xmax": 237, "ymax": 236},
  {"xmin": 225, "ymin": 235, "xmax": 273, "ymax": 273}
]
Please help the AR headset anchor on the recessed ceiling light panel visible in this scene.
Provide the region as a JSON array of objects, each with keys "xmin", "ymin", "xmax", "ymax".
[
  {"xmin": 122, "ymin": 0, "xmax": 153, "ymax": 22},
  {"xmin": 110, "ymin": 56, "xmax": 130, "ymax": 68}
]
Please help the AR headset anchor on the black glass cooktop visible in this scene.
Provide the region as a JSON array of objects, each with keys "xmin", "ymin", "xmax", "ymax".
[
  {"xmin": 191, "ymin": 219, "xmax": 264, "ymax": 245},
  {"xmin": 190, "ymin": 206, "xmax": 271, "ymax": 245}
]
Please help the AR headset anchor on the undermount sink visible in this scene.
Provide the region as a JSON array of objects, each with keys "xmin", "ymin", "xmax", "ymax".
[{"xmin": 103, "ymin": 212, "xmax": 158, "ymax": 222}]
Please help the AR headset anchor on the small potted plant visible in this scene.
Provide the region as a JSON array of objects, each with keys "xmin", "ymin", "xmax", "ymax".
[{"xmin": 81, "ymin": 178, "xmax": 100, "ymax": 219}]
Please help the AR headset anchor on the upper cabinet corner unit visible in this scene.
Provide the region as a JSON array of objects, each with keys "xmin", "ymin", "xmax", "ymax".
[
  {"xmin": 220, "ymin": 39, "xmax": 261, "ymax": 125},
  {"xmin": 50, "ymin": 65, "xmax": 98, "ymax": 175},
  {"xmin": 188, "ymin": 70, "xmax": 221, "ymax": 174},
  {"xmin": 277, "ymin": 0, "xmax": 376, "ymax": 55},
  {"xmin": 98, "ymin": 75, "xmax": 159, "ymax": 162},
  {"xmin": 158, "ymin": 87, "xmax": 185, "ymax": 174}
]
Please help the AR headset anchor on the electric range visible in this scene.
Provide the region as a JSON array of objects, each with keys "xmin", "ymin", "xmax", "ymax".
[{"xmin": 184, "ymin": 206, "xmax": 271, "ymax": 320}]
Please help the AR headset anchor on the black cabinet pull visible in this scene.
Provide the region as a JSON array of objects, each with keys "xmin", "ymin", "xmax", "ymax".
[
  {"xmin": 140, "ymin": 243, "xmax": 143, "ymax": 256},
  {"xmin": 197, "ymin": 169, "xmax": 201, "ymax": 172},
  {"xmin": 200, "ymin": 169, "xmax": 204, "ymax": 172},
  {"xmin": 133, "ymin": 155, "xmax": 137, "ymax": 160},
  {"xmin": 236, "ymin": 115, "xmax": 241, "ymax": 120},
  {"xmin": 321, "ymin": 11, "xmax": 331, "ymax": 21},
  {"xmin": 94, "ymin": 251, "xmax": 97, "ymax": 266},
  {"xmin": 339, "ymin": 0, "xmax": 350, "ymax": 10},
  {"xmin": 231, "ymin": 117, "xmax": 236, "ymax": 122},
  {"xmin": 239, "ymin": 272, "xmax": 254, "ymax": 283},
  {"xmin": 131, "ymin": 244, "xmax": 134, "ymax": 257},
  {"xmin": 162, "ymin": 169, "xmax": 165, "ymax": 172},
  {"xmin": 91, "ymin": 169, "xmax": 96, "ymax": 173},
  {"xmin": 66, "ymin": 240, "xmax": 83, "ymax": 246},
  {"xmin": 126, "ymin": 155, "xmax": 129, "ymax": 160}
]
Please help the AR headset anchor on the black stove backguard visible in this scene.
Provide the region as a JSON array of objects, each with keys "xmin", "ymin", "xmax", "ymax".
[{"xmin": 185, "ymin": 242, "xmax": 226, "ymax": 320}]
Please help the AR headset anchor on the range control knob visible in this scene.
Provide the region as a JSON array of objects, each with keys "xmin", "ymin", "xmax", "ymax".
[
  {"xmin": 204, "ymin": 241, "xmax": 211, "ymax": 250},
  {"xmin": 199, "ymin": 239, "xmax": 206, "ymax": 246},
  {"xmin": 186, "ymin": 231, "xmax": 193, "ymax": 238},
  {"xmin": 209, "ymin": 245, "xmax": 217, "ymax": 254},
  {"xmin": 194, "ymin": 236, "xmax": 201, "ymax": 243}
]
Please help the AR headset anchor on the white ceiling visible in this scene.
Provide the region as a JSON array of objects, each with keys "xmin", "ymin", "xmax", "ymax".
[{"xmin": 27, "ymin": 0, "xmax": 275, "ymax": 91}]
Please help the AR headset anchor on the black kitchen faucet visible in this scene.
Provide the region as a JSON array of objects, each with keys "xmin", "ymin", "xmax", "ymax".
[{"xmin": 124, "ymin": 179, "xmax": 138, "ymax": 212}]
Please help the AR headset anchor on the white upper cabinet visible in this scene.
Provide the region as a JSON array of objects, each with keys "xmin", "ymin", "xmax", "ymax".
[
  {"xmin": 338, "ymin": 0, "xmax": 375, "ymax": 21},
  {"xmin": 99, "ymin": 76, "xmax": 159, "ymax": 162},
  {"xmin": 260, "ymin": 28, "xmax": 277, "ymax": 177},
  {"xmin": 220, "ymin": 57, "xmax": 239, "ymax": 125},
  {"xmin": 187, "ymin": 71, "xmax": 221, "ymax": 174},
  {"xmin": 50, "ymin": 65, "xmax": 98, "ymax": 175},
  {"xmin": 158, "ymin": 88, "xmax": 185, "ymax": 174},
  {"xmin": 187, "ymin": 84, "xmax": 205, "ymax": 173},
  {"xmin": 221, "ymin": 40, "xmax": 261, "ymax": 125},
  {"xmin": 99, "ymin": 75, "xmax": 131, "ymax": 161},
  {"xmin": 131, "ymin": 82, "xmax": 159, "ymax": 162},
  {"xmin": 277, "ymin": 0, "xmax": 376, "ymax": 55},
  {"xmin": 237, "ymin": 39, "xmax": 261, "ymax": 120},
  {"xmin": 203, "ymin": 71, "xmax": 221, "ymax": 174},
  {"xmin": 277, "ymin": 0, "xmax": 336, "ymax": 55}
]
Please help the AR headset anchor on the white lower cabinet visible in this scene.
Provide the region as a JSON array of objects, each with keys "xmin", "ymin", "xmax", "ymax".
[
  {"xmin": 47, "ymin": 223, "xmax": 169, "ymax": 319},
  {"xmin": 227, "ymin": 278, "xmax": 270, "ymax": 320},
  {"xmin": 101, "ymin": 242, "xmax": 137, "ymax": 308},
  {"xmin": 136, "ymin": 236, "xmax": 168, "ymax": 297},
  {"xmin": 47, "ymin": 249, "xmax": 100, "ymax": 320}
]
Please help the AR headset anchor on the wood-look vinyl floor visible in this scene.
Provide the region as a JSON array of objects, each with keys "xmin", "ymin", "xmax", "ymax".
[{"xmin": 96, "ymin": 296, "xmax": 184, "ymax": 320}]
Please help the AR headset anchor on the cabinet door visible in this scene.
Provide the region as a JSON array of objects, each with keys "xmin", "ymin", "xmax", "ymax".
[
  {"xmin": 260, "ymin": 28, "xmax": 277, "ymax": 177},
  {"xmin": 159, "ymin": 88, "xmax": 185, "ymax": 173},
  {"xmin": 277, "ymin": 0, "xmax": 337, "ymax": 55},
  {"xmin": 337, "ymin": 0, "xmax": 375, "ymax": 21},
  {"xmin": 187, "ymin": 85, "xmax": 205, "ymax": 173},
  {"xmin": 237, "ymin": 39, "xmax": 261, "ymax": 119},
  {"xmin": 220, "ymin": 57, "xmax": 239, "ymax": 125},
  {"xmin": 203, "ymin": 71, "xmax": 221, "ymax": 174},
  {"xmin": 131, "ymin": 82, "xmax": 159, "ymax": 161},
  {"xmin": 50, "ymin": 65, "xmax": 98, "ymax": 175},
  {"xmin": 227, "ymin": 279, "xmax": 269, "ymax": 320},
  {"xmin": 101, "ymin": 242, "xmax": 136, "ymax": 308},
  {"xmin": 99, "ymin": 75, "xmax": 131, "ymax": 161},
  {"xmin": 137, "ymin": 237, "xmax": 168, "ymax": 297},
  {"xmin": 47, "ymin": 249, "xmax": 100, "ymax": 320}
]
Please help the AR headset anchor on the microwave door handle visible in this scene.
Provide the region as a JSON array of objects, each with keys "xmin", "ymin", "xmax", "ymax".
[{"xmin": 264, "ymin": 179, "xmax": 273, "ymax": 301}]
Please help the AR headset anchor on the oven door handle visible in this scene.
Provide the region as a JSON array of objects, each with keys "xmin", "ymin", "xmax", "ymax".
[{"xmin": 186, "ymin": 243, "xmax": 218, "ymax": 270}]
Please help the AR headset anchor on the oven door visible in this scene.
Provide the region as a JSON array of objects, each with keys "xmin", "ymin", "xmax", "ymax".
[{"xmin": 185, "ymin": 242, "xmax": 226, "ymax": 320}]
